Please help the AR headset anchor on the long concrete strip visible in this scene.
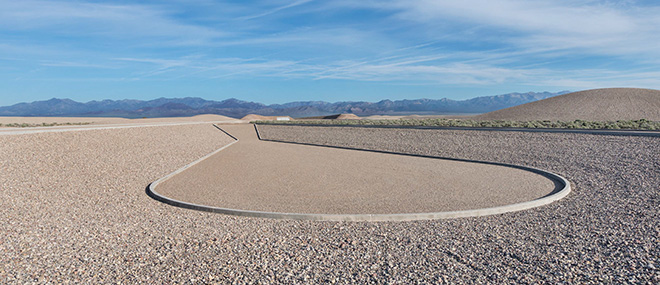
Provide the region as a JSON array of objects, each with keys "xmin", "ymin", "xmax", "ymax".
[{"xmin": 147, "ymin": 124, "xmax": 571, "ymax": 221}]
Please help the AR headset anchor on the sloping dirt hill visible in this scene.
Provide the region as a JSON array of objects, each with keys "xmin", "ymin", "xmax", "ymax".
[
  {"xmin": 297, "ymin": 114, "xmax": 361, "ymax": 120},
  {"xmin": 241, "ymin": 114, "xmax": 293, "ymax": 121},
  {"xmin": 475, "ymin": 88, "xmax": 660, "ymax": 121},
  {"xmin": 323, "ymin": 114, "xmax": 361, "ymax": 120}
]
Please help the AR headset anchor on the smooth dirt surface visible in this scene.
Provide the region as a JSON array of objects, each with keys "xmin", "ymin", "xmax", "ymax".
[
  {"xmin": 476, "ymin": 87, "xmax": 660, "ymax": 121},
  {"xmin": 2, "ymin": 122, "xmax": 658, "ymax": 283},
  {"xmin": 156, "ymin": 124, "xmax": 556, "ymax": 215}
]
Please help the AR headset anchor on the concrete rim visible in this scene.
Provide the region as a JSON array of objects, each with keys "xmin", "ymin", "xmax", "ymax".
[{"xmin": 147, "ymin": 124, "xmax": 571, "ymax": 221}]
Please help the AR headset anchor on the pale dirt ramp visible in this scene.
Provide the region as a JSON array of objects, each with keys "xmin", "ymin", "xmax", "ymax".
[
  {"xmin": 241, "ymin": 114, "xmax": 294, "ymax": 121},
  {"xmin": 475, "ymin": 88, "xmax": 660, "ymax": 121}
]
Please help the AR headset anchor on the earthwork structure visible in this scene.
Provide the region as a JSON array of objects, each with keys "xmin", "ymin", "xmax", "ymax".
[
  {"xmin": 2, "ymin": 110, "xmax": 658, "ymax": 283},
  {"xmin": 149, "ymin": 124, "xmax": 570, "ymax": 221}
]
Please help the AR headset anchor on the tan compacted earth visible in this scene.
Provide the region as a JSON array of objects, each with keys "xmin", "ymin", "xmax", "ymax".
[{"xmin": 155, "ymin": 124, "xmax": 556, "ymax": 215}]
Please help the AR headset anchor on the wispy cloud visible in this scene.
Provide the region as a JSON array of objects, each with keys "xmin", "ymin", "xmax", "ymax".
[
  {"xmin": 0, "ymin": 0, "xmax": 658, "ymax": 105},
  {"xmin": 0, "ymin": 0, "xmax": 225, "ymax": 45},
  {"xmin": 106, "ymin": 51, "xmax": 660, "ymax": 92},
  {"xmin": 114, "ymin": 57, "xmax": 195, "ymax": 79},
  {"xmin": 237, "ymin": 0, "xmax": 314, "ymax": 20},
  {"xmin": 39, "ymin": 60, "xmax": 116, "ymax": 69},
  {"xmin": 386, "ymin": 0, "xmax": 660, "ymax": 56}
]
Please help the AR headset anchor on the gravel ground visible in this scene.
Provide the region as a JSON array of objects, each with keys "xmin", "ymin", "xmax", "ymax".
[
  {"xmin": 1, "ymin": 123, "xmax": 658, "ymax": 283},
  {"xmin": 257, "ymin": 125, "xmax": 660, "ymax": 283}
]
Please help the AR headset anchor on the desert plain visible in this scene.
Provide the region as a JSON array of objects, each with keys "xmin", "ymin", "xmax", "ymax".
[{"xmin": 1, "ymin": 88, "xmax": 659, "ymax": 283}]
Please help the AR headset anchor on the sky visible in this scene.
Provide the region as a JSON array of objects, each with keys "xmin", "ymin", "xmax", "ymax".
[{"xmin": 1, "ymin": 0, "xmax": 659, "ymax": 106}]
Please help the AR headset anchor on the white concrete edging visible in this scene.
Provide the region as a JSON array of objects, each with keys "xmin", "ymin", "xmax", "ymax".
[{"xmin": 147, "ymin": 124, "xmax": 571, "ymax": 221}]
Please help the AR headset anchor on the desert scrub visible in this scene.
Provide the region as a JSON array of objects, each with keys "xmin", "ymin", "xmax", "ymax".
[
  {"xmin": 253, "ymin": 118, "xmax": 660, "ymax": 131},
  {"xmin": 0, "ymin": 122, "xmax": 93, "ymax": 128}
]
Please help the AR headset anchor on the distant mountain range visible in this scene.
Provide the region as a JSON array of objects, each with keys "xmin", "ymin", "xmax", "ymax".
[{"xmin": 0, "ymin": 91, "xmax": 570, "ymax": 118}]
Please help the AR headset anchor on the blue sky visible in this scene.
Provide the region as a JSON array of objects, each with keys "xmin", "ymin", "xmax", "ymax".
[{"xmin": 1, "ymin": 0, "xmax": 659, "ymax": 106}]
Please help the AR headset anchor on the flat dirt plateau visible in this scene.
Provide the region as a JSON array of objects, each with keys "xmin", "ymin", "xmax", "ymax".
[{"xmin": 1, "ymin": 122, "xmax": 659, "ymax": 283}]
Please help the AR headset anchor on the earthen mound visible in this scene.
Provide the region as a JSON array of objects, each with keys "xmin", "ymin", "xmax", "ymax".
[
  {"xmin": 475, "ymin": 88, "xmax": 660, "ymax": 121},
  {"xmin": 322, "ymin": 114, "xmax": 361, "ymax": 120},
  {"xmin": 241, "ymin": 114, "xmax": 293, "ymax": 121},
  {"xmin": 187, "ymin": 114, "xmax": 238, "ymax": 121}
]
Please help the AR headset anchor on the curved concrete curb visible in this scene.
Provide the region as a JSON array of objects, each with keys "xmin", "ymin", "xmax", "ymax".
[{"xmin": 147, "ymin": 124, "xmax": 571, "ymax": 221}]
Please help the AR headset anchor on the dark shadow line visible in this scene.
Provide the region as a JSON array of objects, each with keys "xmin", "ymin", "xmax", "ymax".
[
  {"xmin": 146, "ymin": 183, "xmax": 217, "ymax": 213},
  {"xmin": 253, "ymin": 123, "xmax": 262, "ymax": 140},
  {"xmin": 213, "ymin": 124, "xmax": 238, "ymax": 140}
]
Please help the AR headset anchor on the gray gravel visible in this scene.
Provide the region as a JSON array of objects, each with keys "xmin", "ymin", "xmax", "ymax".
[
  {"xmin": 258, "ymin": 125, "xmax": 660, "ymax": 283},
  {"xmin": 1, "ymin": 123, "xmax": 658, "ymax": 283}
]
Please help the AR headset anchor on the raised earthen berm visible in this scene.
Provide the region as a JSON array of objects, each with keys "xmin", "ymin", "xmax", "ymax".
[
  {"xmin": 475, "ymin": 87, "xmax": 660, "ymax": 121},
  {"xmin": 240, "ymin": 114, "xmax": 293, "ymax": 121}
]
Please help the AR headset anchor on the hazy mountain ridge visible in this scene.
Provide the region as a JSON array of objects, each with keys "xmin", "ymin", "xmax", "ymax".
[{"xmin": 0, "ymin": 91, "xmax": 569, "ymax": 118}]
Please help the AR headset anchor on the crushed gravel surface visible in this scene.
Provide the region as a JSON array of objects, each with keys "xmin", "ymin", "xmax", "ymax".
[
  {"xmin": 1, "ymin": 123, "xmax": 658, "ymax": 283},
  {"xmin": 257, "ymin": 125, "xmax": 660, "ymax": 283}
]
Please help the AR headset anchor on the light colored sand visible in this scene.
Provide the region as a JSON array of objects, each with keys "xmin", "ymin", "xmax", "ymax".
[
  {"xmin": 475, "ymin": 87, "xmax": 660, "ymax": 121},
  {"xmin": 155, "ymin": 124, "xmax": 556, "ymax": 215}
]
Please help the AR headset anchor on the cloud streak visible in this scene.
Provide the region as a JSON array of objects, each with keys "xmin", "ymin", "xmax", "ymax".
[
  {"xmin": 0, "ymin": 0, "xmax": 225, "ymax": 45},
  {"xmin": 0, "ymin": 0, "xmax": 658, "ymax": 105},
  {"xmin": 237, "ymin": 0, "xmax": 314, "ymax": 20},
  {"xmin": 103, "ymin": 52, "xmax": 660, "ymax": 91},
  {"xmin": 387, "ymin": 0, "xmax": 660, "ymax": 56}
]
